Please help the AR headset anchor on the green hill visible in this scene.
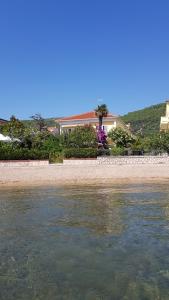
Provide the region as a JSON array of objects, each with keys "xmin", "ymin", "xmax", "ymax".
[
  {"xmin": 121, "ymin": 103, "xmax": 166, "ymax": 136},
  {"xmin": 21, "ymin": 103, "xmax": 166, "ymax": 136},
  {"xmin": 22, "ymin": 117, "xmax": 59, "ymax": 128}
]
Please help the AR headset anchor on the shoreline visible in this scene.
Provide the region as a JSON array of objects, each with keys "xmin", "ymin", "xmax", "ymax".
[{"xmin": 0, "ymin": 164, "xmax": 169, "ymax": 187}]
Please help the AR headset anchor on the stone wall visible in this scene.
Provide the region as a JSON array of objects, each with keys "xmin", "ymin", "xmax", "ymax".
[
  {"xmin": 97, "ymin": 156, "xmax": 169, "ymax": 165},
  {"xmin": 0, "ymin": 160, "xmax": 49, "ymax": 167},
  {"xmin": 3, "ymin": 157, "xmax": 168, "ymax": 167},
  {"xmin": 63, "ymin": 159, "xmax": 98, "ymax": 165},
  {"xmin": 63, "ymin": 156, "xmax": 169, "ymax": 165}
]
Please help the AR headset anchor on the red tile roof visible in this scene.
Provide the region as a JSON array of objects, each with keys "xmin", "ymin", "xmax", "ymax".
[
  {"xmin": 59, "ymin": 111, "xmax": 116, "ymax": 122},
  {"xmin": 0, "ymin": 118, "xmax": 7, "ymax": 124}
]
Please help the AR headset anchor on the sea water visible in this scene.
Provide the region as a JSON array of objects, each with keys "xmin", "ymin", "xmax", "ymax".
[{"xmin": 0, "ymin": 183, "xmax": 169, "ymax": 299}]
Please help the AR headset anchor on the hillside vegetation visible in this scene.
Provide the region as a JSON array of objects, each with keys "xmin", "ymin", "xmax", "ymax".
[
  {"xmin": 22, "ymin": 117, "xmax": 59, "ymax": 127},
  {"xmin": 20, "ymin": 103, "xmax": 166, "ymax": 136},
  {"xmin": 121, "ymin": 103, "xmax": 166, "ymax": 136}
]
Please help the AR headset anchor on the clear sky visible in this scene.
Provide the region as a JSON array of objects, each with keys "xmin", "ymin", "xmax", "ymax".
[{"xmin": 0, "ymin": 0, "xmax": 169, "ymax": 120}]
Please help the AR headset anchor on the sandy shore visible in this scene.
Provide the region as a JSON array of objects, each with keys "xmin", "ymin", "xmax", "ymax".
[{"xmin": 0, "ymin": 164, "xmax": 169, "ymax": 187}]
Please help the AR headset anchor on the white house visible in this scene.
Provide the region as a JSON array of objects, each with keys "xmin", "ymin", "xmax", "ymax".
[
  {"xmin": 58, "ymin": 111, "xmax": 128, "ymax": 134},
  {"xmin": 160, "ymin": 101, "xmax": 169, "ymax": 131}
]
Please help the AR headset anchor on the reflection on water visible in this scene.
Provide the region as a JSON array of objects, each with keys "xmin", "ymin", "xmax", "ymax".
[{"xmin": 1, "ymin": 183, "xmax": 169, "ymax": 299}]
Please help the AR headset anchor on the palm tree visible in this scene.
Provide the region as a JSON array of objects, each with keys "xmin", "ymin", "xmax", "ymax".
[{"xmin": 95, "ymin": 104, "xmax": 109, "ymax": 128}]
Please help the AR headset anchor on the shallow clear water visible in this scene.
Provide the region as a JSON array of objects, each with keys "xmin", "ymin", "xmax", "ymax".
[{"xmin": 1, "ymin": 183, "xmax": 169, "ymax": 299}]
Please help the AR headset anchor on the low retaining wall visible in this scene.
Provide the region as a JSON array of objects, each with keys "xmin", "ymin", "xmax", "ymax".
[
  {"xmin": 0, "ymin": 160, "xmax": 49, "ymax": 167},
  {"xmin": 63, "ymin": 159, "xmax": 98, "ymax": 165},
  {"xmin": 1, "ymin": 157, "xmax": 169, "ymax": 166},
  {"xmin": 97, "ymin": 156, "xmax": 169, "ymax": 165},
  {"xmin": 63, "ymin": 156, "xmax": 169, "ymax": 165}
]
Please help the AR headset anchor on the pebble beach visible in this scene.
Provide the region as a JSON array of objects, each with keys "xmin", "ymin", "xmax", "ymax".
[{"xmin": 0, "ymin": 163, "xmax": 169, "ymax": 187}]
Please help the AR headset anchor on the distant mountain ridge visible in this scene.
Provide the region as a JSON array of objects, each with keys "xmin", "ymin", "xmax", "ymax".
[{"xmin": 121, "ymin": 103, "xmax": 166, "ymax": 136}]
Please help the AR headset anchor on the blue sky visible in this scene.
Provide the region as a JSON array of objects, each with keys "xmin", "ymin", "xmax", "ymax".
[{"xmin": 0, "ymin": 0, "xmax": 169, "ymax": 119}]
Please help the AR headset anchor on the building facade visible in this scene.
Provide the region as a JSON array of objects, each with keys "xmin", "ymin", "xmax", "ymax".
[
  {"xmin": 58, "ymin": 111, "xmax": 127, "ymax": 134},
  {"xmin": 160, "ymin": 101, "xmax": 169, "ymax": 131},
  {"xmin": 0, "ymin": 118, "xmax": 7, "ymax": 125}
]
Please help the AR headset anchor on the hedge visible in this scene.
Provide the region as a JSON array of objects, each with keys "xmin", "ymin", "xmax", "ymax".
[
  {"xmin": 64, "ymin": 148, "xmax": 110, "ymax": 158},
  {"xmin": 0, "ymin": 148, "xmax": 49, "ymax": 160},
  {"xmin": 49, "ymin": 151, "xmax": 63, "ymax": 163},
  {"xmin": 111, "ymin": 147, "xmax": 125, "ymax": 156},
  {"xmin": 97, "ymin": 149, "xmax": 110, "ymax": 156},
  {"xmin": 64, "ymin": 148, "xmax": 98, "ymax": 158}
]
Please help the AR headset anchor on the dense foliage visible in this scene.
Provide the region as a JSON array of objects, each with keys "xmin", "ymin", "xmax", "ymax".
[
  {"xmin": 108, "ymin": 128, "xmax": 135, "ymax": 148},
  {"xmin": 97, "ymin": 148, "xmax": 110, "ymax": 156},
  {"xmin": 62, "ymin": 125, "xmax": 98, "ymax": 149},
  {"xmin": 0, "ymin": 117, "xmax": 99, "ymax": 160},
  {"xmin": 30, "ymin": 114, "xmax": 46, "ymax": 132},
  {"xmin": 108, "ymin": 127, "xmax": 169, "ymax": 156},
  {"xmin": 64, "ymin": 148, "xmax": 98, "ymax": 158},
  {"xmin": 0, "ymin": 143, "xmax": 49, "ymax": 160},
  {"xmin": 111, "ymin": 147, "xmax": 125, "ymax": 156},
  {"xmin": 121, "ymin": 103, "xmax": 165, "ymax": 136},
  {"xmin": 0, "ymin": 115, "xmax": 63, "ymax": 161},
  {"xmin": 1, "ymin": 110, "xmax": 169, "ymax": 160},
  {"xmin": 1, "ymin": 116, "xmax": 25, "ymax": 139},
  {"xmin": 130, "ymin": 132, "xmax": 169, "ymax": 155},
  {"xmin": 21, "ymin": 102, "xmax": 166, "ymax": 138}
]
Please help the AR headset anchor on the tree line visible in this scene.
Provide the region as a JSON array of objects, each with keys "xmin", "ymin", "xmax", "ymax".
[{"xmin": 1, "ymin": 105, "xmax": 169, "ymax": 161}]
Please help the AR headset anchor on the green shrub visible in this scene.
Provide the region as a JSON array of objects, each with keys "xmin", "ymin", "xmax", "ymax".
[
  {"xmin": 64, "ymin": 148, "xmax": 97, "ymax": 158},
  {"xmin": 61, "ymin": 125, "xmax": 97, "ymax": 148},
  {"xmin": 41, "ymin": 135, "xmax": 62, "ymax": 152},
  {"xmin": 49, "ymin": 151, "xmax": 63, "ymax": 163},
  {"xmin": 108, "ymin": 128, "xmax": 135, "ymax": 148},
  {"xmin": 0, "ymin": 145, "xmax": 49, "ymax": 160},
  {"xmin": 97, "ymin": 148, "xmax": 110, "ymax": 156},
  {"xmin": 111, "ymin": 147, "xmax": 125, "ymax": 156}
]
